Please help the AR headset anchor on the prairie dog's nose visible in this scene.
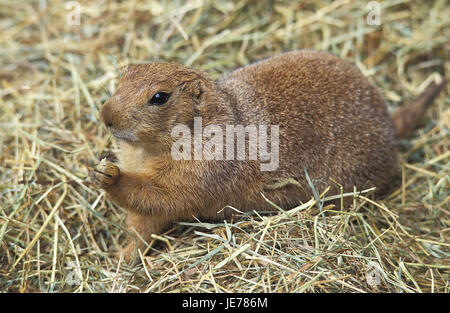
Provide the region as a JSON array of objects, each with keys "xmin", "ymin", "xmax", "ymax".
[{"xmin": 100, "ymin": 100, "xmax": 114, "ymax": 128}]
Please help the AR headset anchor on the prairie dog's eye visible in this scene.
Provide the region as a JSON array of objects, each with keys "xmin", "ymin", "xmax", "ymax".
[{"xmin": 149, "ymin": 92, "xmax": 170, "ymax": 105}]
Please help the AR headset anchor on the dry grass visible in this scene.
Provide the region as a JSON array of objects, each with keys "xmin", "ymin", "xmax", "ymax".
[{"xmin": 0, "ymin": 0, "xmax": 449, "ymax": 293}]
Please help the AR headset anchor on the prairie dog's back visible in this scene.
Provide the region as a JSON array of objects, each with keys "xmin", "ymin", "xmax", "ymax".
[{"xmin": 217, "ymin": 50, "xmax": 398, "ymax": 195}]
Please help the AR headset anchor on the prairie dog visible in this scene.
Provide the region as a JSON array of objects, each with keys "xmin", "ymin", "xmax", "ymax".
[{"xmin": 89, "ymin": 50, "xmax": 446, "ymax": 260}]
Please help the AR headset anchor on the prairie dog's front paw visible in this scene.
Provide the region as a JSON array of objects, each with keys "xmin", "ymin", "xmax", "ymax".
[{"xmin": 90, "ymin": 158, "xmax": 120, "ymax": 188}]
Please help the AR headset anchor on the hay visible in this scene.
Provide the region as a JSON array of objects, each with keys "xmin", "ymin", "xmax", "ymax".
[{"xmin": 0, "ymin": 0, "xmax": 448, "ymax": 293}]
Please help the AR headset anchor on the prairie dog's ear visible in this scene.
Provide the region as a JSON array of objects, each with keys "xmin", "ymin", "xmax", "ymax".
[
  {"xmin": 192, "ymin": 81, "xmax": 204, "ymax": 99},
  {"xmin": 181, "ymin": 79, "xmax": 206, "ymax": 105}
]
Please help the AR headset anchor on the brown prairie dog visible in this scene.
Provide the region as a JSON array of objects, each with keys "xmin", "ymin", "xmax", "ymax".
[{"xmin": 89, "ymin": 50, "xmax": 446, "ymax": 261}]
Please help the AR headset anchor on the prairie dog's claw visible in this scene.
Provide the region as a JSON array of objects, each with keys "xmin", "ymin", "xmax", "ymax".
[{"xmin": 90, "ymin": 158, "xmax": 120, "ymax": 188}]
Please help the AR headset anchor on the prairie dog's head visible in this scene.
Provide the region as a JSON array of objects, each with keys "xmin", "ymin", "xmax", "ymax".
[{"xmin": 100, "ymin": 62, "xmax": 214, "ymax": 153}]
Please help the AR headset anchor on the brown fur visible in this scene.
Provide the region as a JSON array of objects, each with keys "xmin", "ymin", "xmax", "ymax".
[
  {"xmin": 393, "ymin": 79, "xmax": 448, "ymax": 138},
  {"xmin": 89, "ymin": 50, "xmax": 446, "ymax": 261}
]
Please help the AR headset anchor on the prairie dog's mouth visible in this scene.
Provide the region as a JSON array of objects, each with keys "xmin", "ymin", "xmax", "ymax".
[{"xmin": 110, "ymin": 129, "xmax": 138, "ymax": 142}]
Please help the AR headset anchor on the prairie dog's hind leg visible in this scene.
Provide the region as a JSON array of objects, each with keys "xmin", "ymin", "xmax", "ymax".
[{"xmin": 121, "ymin": 213, "xmax": 170, "ymax": 262}]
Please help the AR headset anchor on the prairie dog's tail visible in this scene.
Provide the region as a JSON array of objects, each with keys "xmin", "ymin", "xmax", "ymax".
[{"xmin": 393, "ymin": 79, "xmax": 447, "ymax": 138}]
